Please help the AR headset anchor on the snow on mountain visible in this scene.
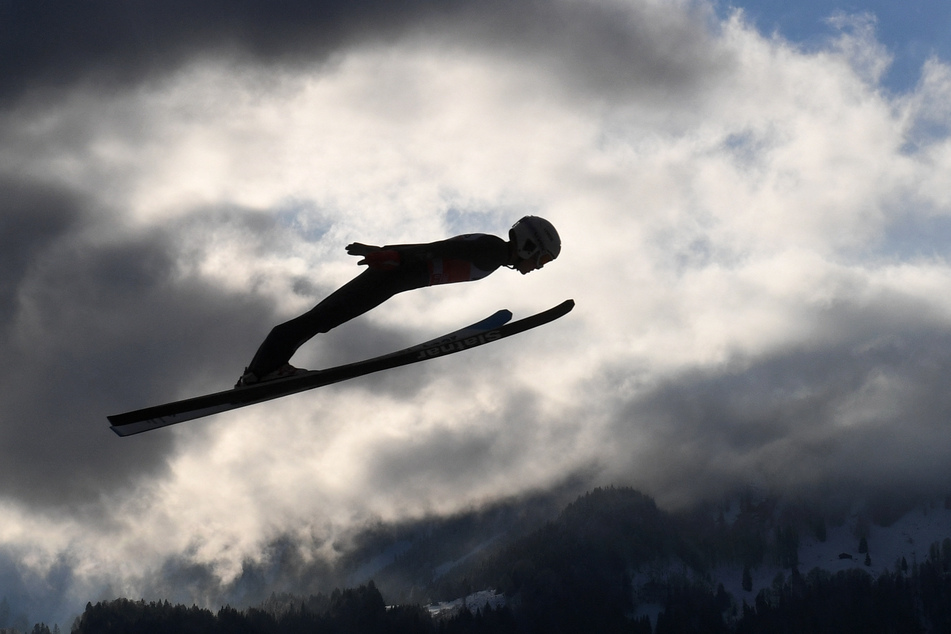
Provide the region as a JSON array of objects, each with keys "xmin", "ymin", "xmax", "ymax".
[
  {"xmin": 801, "ymin": 503, "xmax": 951, "ymax": 575},
  {"xmin": 425, "ymin": 589, "xmax": 505, "ymax": 618},
  {"xmin": 715, "ymin": 501, "xmax": 951, "ymax": 601}
]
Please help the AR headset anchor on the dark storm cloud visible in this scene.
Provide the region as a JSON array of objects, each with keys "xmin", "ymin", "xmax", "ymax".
[
  {"xmin": 0, "ymin": 0, "xmax": 404, "ymax": 103},
  {"xmin": 359, "ymin": 385, "xmax": 592, "ymax": 499},
  {"xmin": 0, "ymin": 188, "xmax": 291, "ymax": 508},
  {"xmin": 0, "ymin": 0, "xmax": 722, "ymax": 106},
  {"xmin": 607, "ymin": 296, "xmax": 951, "ymax": 507},
  {"xmin": 0, "ymin": 180, "xmax": 80, "ymax": 327}
]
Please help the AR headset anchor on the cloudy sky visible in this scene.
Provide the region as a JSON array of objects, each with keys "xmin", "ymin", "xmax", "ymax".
[{"xmin": 3, "ymin": 0, "xmax": 951, "ymax": 624}]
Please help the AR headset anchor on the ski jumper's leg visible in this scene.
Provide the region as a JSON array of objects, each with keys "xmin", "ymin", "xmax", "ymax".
[{"xmin": 246, "ymin": 269, "xmax": 422, "ymax": 377}]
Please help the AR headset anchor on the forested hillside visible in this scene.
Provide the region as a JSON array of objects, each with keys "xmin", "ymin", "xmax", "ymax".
[{"xmin": 36, "ymin": 488, "xmax": 951, "ymax": 632}]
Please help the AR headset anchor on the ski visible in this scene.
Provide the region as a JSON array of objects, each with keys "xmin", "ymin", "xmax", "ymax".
[{"xmin": 109, "ymin": 299, "xmax": 574, "ymax": 436}]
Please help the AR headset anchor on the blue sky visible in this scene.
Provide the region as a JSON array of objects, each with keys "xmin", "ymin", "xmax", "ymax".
[{"xmin": 721, "ymin": 0, "xmax": 951, "ymax": 91}]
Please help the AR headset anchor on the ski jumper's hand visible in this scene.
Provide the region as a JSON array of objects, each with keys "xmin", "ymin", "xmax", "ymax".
[
  {"xmin": 346, "ymin": 242, "xmax": 379, "ymax": 257},
  {"xmin": 346, "ymin": 243, "xmax": 401, "ymax": 270}
]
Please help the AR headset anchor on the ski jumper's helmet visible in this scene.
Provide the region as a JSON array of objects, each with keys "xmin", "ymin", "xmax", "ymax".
[{"xmin": 510, "ymin": 216, "xmax": 561, "ymax": 268}]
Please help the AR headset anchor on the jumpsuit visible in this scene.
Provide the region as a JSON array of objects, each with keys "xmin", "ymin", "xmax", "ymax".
[{"xmin": 245, "ymin": 234, "xmax": 510, "ymax": 377}]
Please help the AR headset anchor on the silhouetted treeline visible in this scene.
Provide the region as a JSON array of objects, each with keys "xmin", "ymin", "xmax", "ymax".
[
  {"xmin": 74, "ymin": 582, "xmax": 435, "ymax": 634},
  {"xmin": 74, "ymin": 582, "xmax": 520, "ymax": 634}
]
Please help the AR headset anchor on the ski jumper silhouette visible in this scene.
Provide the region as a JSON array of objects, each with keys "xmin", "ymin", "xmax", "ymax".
[{"xmin": 237, "ymin": 216, "xmax": 560, "ymax": 387}]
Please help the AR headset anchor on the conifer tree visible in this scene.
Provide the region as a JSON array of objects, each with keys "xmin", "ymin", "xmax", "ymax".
[{"xmin": 742, "ymin": 565, "xmax": 753, "ymax": 592}]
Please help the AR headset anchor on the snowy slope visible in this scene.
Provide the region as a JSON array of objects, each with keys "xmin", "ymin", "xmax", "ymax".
[
  {"xmin": 425, "ymin": 589, "xmax": 506, "ymax": 618},
  {"xmin": 715, "ymin": 502, "xmax": 951, "ymax": 601}
]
